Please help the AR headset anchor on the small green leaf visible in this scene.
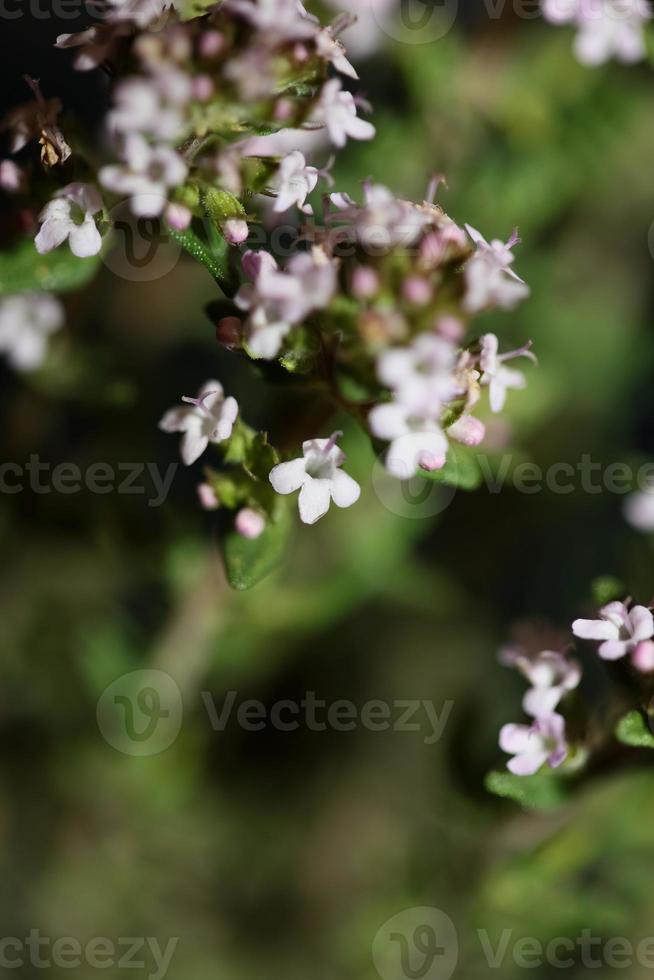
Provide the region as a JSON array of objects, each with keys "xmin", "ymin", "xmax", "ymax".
[
  {"xmin": 419, "ymin": 444, "xmax": 482, "ymax": 491},
  {"xmin": 615, "ymin": 710, "xmax": 654, "ymax": 749},
  {"xmin": 485, "ymin": 769, "xmax": 567, "ymax": 810},
  {"xmin": 0, "ymin": 239, "xmax": 100, "ymax": 295},
  {"xmin": 591, "ymin": 576, "xmax": 625, "ymax": 607},
  {"xmin": 222, "ymin": 505, "xmax": 291, "ymax": 591}
]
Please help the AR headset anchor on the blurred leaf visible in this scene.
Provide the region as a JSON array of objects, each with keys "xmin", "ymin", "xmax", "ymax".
[
  {"xmin": 615, "ymin": 710, "xmax": 654, "ymax": 749},
  {"xmin": 222, "ymin": 505, "xmax": 291, "ymax": 591},
  {"xmin": 0, "ymin": 239, "xmax": 100, "ymax": 294},
  {"xmin": 592, "ymin": 576, "xmax": 626, "ymax": 607},
  {"xmin": 419, "ymin": 444, "xmax": 482, "ymax": 491},
  {"xmin": 485, "ymin": 769, "xmax": 567, "ymax": 810}
]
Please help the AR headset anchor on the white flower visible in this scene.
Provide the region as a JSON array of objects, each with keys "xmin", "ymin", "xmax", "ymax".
[
  {"xmin": 316, "ymin": 79, "xmax": 375, "ymax": 149},
  {"xmin": 159, "ymin": 380, "xmax": 238, "ymax": 465},
  {"xmin": 463, "ymin": 225, "xmax": 530, "ymax": 313},
  {"xmin": 235, "ymin": 248, "xmax": 336, "ymax": 359},
  {"xmin": 224, "ymin": 0, "xmax": 318, "ymax": 40},
  {"xmin": 376, "ymin": 334, "xmax": 458, "ymax": 417},
  {"xmin": 499, "ymin": 713, "xmax": 568, "ymax": 776},
  {"xmin": 107, "ymin": 78, "xmax": 185, "ymax": 141},
  {"xmin": 479, "ymin": 333, "xmax": 535, "ymax": 413},
  {"xmin": 35, "ymin": 183, "xmax": 103, "ymax": 258},
  {"xmin": 0, "ymin": 292, "xmax": 64, "ymax": 371},
  {"xmin": 56, "ymin": 25, "xmax": 126, "ymax": 71},
  {"xmin": 100, "ymin": 134, "xmax": 188, "ymax": 218},
  {"xmin": 315, "ymin": 27, "xmax": 358, "ymax": 78},
  {"xmin": 273, "ymin": 151, "xmax": 320, "ymax": 214},
  {"xmin": 369, "ymin": 403, "xmax": 448, "ymax": 479},
  {"xmin": 572, "ymin": 601, "xmax": 654, "ymax": 660},
  {"xmin": 624, "ymin": 489, "xmax": 654, "ymax": 532},
  {"xmin": 499, "ymin": 647, "xmax": 582, "ymax": 718},
  {"xmin": 269, "ymin": 433, "xmax": 360, "ymax": 524},
  {"xmin": 542, "ymin": 0, "xmax": 650, "ymax": 65},
  {"xmin": 329, "ymin": 183, "xmax": 429, "ymax": 250}
]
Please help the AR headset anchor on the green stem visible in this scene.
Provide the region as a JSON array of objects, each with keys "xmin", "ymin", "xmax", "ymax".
[{"xmin": 168, "ymin": 225, "xmax": 235, "ymax": 294}]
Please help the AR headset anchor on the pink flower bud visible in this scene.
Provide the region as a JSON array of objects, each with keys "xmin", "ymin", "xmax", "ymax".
[
  {"xmin": 197, "ymin": 482, "xmax": 219, "ymax": 510},
  {"xmin": 402, "ymin": 275, "xmax": 432, "ymax": 306},
  {"xmin": 435, "ymin": 315, "xmax": 464, "ymax": 343},
  {"xmin": 419, "ymin": 452, "xmax": 446, "ymax": 472},
  {"xmin": 192, "ymin": 74, "xmax": 215, "ymax": 101},
  {"xmin": 0, "ymin": 160, "xmax": 24, "ymax": 193},
  {"xmin": 165, "ymin": 202, "xmax": 192, "ymax": 231},
  {"xmin": 235, "ymin": 507, "xmax": 266, "ymax": 539},
  {"xmin": 223, "ymin": 218, "xmax": 248, "ymax": 245},
  {"xmin": 294, "ymin": 43, "xmax": 309, "ymax": 62},
  {"xmin": 351, "ymin": 265, "xmax": 379, "ymax": 299},
  {"xmin": 198, "ymin": 30, "xmax": 224, "ymax": 58},
  {"xmin": 215, "ymin": 316, "xmax": 243, "ymax": 349},
  {"xmin": 274, "ymin": 98, "xmax": 294, "ymax": 121},
  {"xmin": 632, "ymin": 640, "xmax": 654, "ymax": 673},
  {"xmin": 448, "ymin": 414, "xmax": 486, "ymax": 447}
]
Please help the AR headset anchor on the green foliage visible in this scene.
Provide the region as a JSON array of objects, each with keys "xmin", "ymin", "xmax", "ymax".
[
  {"xmin": 485, "ymin": 769, "xmax": 567, "ymax": 810},
  {"xmin": 222, "ymin": 502, "xmax": 292, "ymax": 590},
  {"xmin": 615, "ymin": 711, "xmax": 654, "ymax": 749},
  {"xmin": 592, "ymin": 576, "xmax": 626, "ymax": 607},
  {"xmin": 0, "ymin": 239, "xmax": 100, "ymax": 294},
  {"xmin": 419, "ymin": 444, "xmax": 482, "ymax": 491}
]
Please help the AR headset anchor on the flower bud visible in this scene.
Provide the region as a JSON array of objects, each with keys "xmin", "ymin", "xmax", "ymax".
[
  {"xmin": 419, "ymin": 452, "xmax": 446, "ymax": 472},
  {"xmin": 632, "ymin": 640, "xmax": 654, "ymax": 673},
  {"xmin": 198, "ymin": 30, "xmax": 224, "ymax": 58},
  {"xmin": 203, "ymin": 188, "xmax": 248, "ymax": 244},
  {"xmin": 351, "ymin": 265, "xmax": 379, "ymax": 299},
  {"xmin": 235, "ymin": 507, "xmax": 266, "ymax": 539},
  {"xmin": 197, "ymin": 482, "xmax": 219, "ymax": 510},
  {"xmin": 0, "ymin": 159, "xmax": 24, "ymax": 193},
  {"xmin": 165, "ymin": 202, "xmax": 192, "ymax": 231},
  {"xmin": 193, "ymin": 75, "xmax": 215, "ymax": 101},
  {"xmin": 435, "ymin": 315, "xmax": 464, "ymax": 343},
  {"xmin": 402, "ymin": 275, "xmax": 431, "ymax": 306},
  {"xmin": 448, "ymin": 414, "xmax": 486, "ymax": 447}
]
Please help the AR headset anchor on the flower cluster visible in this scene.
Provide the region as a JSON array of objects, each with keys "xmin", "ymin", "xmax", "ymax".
[
  {"xmin": 542, "ymin": 0, "xmax": 651, "ymax": 65},
  {"xmin": 498, "ymin": 597, "xmax": 654, "ymax": 776}
]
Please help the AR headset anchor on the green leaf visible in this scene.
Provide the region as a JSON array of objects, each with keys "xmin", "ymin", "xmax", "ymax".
[
  {"xmin": 615, "ymin": 710, "xmax": 654, "ymax": 749},
  {"xmin": 0, "ymin": 239, "xmax": 100, "ymax": 295},
  {"xmin": 419, "ymin": 444, "xmax": 482, "ymax": 491},
  {"xmin": 591, "ymin": 576, "xmax": 625, "ymax": 607},
  {"xmin": 485, "ymin": 769, "xmax": 567, "ymax": 810},
  {"xmin": 222, "ymin": 505, "xmax": 291, "ymax": 591}
]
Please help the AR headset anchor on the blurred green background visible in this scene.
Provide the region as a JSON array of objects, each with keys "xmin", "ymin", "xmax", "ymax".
[{"xmin": 2, "ymin": 3, "xmax": 654, "ymax": 978}]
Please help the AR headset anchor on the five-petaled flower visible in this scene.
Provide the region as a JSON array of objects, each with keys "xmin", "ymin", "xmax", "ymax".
[
  {"xmin": 35, "ymin": 183, "xmax": 104, "ymax": 258},
  {"xmin": 269, "ymin": 433, "xmax": 360, "ymax": 524},
  {"xmin": 499, "ymin": 713, "xmax": 568, "ymax": 776},
  {"xmin": 572, "ymin": 600, "xmax": 654, "ymax": 661},
  {"xmin": 100, "ymin": 133, "xmax": 188, "ymax": 218},
  {"xmin": 316, "ymin": 79, "xmax": 375, "ymax": 148},
  {"xmin": 159, "ymin": 380, "xmax": 239, "ymax": 465},
  {"xmin": 463, "ymin": 225, "xmax": 529, "ymax": 313}
]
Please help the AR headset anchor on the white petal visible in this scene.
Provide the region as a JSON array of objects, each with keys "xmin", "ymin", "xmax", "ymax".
[
  {"xmin": 159, "ymin": 406, "xmax": 190, "ymax": 433},
  {"xmin": 68, "ymin": 217, "xmax": 102, "ymax": 257},
  {"xmin": 498, "ymin": 723, "xmax": 532, "ymax": 755},
  {"xmin": 180, "ymin": 427, "xmax": 209, "ymax": 466},
  {"xmin": 571, "ymin": 618, "xmax": 618, "ymax": 642},
  {"xmin": 368, "ymin": 402, "xmax": 408, "ymax": 440},
  {"xmin": 386, "ymin": 429, "xmax": 447, "ymax": 481},
  {"xmin": 598, "ymin": 639, "xmax": 629, "ymax": 661},
  {"xmin": 523, "ymin": 685, "xmax": 562, "ymax": 719},
  {"xmin": 269, "ymin": 458, "xmax": 307, "ymax": 494},
  {"xmin": 298, "ymin": 478, "xmax": 331, "ymax": 524},
  {"xmin": 507, "ymin": 749, "xmax": 548, "ymax": 776},
  {"xmin": 35, "ymin": 218, "xmax": 70, "ymax": 254},
  {"xmin": 630, "ymin": 605, "xmax": 654, "ymax": 643},
  {"xmin": 329, "ymin": 469, "xmax": 360, "ymax": 509}
]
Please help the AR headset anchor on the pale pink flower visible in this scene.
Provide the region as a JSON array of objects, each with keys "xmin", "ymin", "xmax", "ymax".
[
  {"xmin": 463, "ymin": 225, "xmax": 529, "ymax": 313},
  {"xmin": 159, "ymin": 380, "xmax": 238, "ymax": 465},
  {"xmin": 447, "ymin": 414, "xmax": 485, "ymax": 447},
  {"xmin": 499, "ymin": 713, "xmax": 568, "ymax": 776},
  {"xmin": 369, "ymin": 403, "xmax": 449, "ymax": 479},
  {"xmin": 376, "ymin": 334, "xmax": 458, "ymax": 417},
  {"xmin": 269, "ymin": 433, "xmax": 360, "ymax": 524},
  {"xmin": 273, "ymin": 150, "xmax": 321, "ymax": 214},
  {"xmin": 572, "ymin": 601, "xmax": 654, "ymax": 661},
  {"xmin": 235, "ymin": 508, "xmax": 266, "ymax": 538},
  {"xmin": 499, "ymin": 647, "xmax": 581, "ymax": 718},
  {"xmin": 100, "ymin": 134, "xmax": 188, "ymax": 218},
  {"xmin": 542, "ymin": 0, "xmax": 650, "ymax": 65},
  {"xmin": 0, "ymin": 292, "xmax": 64, "ymax": 371},
  {"xmin": 479, "ymin": 333, "xmax": 535, "ymax": 413},
  {"xmin": 316, "ymin": 79, "xmax": 375, "ymax": 148},
  {"xmin": 35, "ymin": 183, "xmax": 103, "ymax": 258},
  {"xmin": 0, "ymin": 160, "xmax": 25, "ymax": 193}
]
